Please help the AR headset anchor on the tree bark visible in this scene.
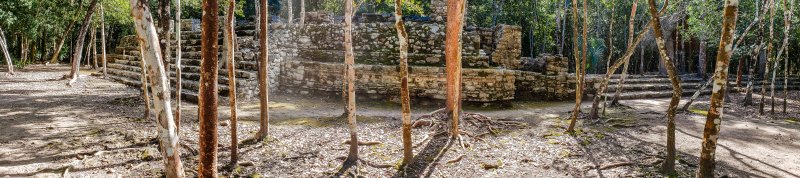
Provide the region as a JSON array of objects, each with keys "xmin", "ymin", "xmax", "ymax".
[
  {"xmin": 159, "ymin": 0, "xmax": 172, "ymax": 84},
  {"xmin": 288, "ymin": 0, "xmax": 293, "ymax": 25},
  {"xmin": 610, "ymin": 0, "xmax": 637, "ymax": 106},
  {"xmin": 759, "ymin": 0, "xmax": 776, "ymax": 115},
  {"xmin": 100, "ymin": 4, "xmax": 107, "ymax": 77},
  {"xmin": 68, "ymin": 0, "xmax": 99, "ymax": 86},
  {"xmin": 445, "ymin": 0, "xmax": 466, "ymax": 137},
  {"xmin": 129, "ymin": 0, "xmax": 185, "ymax": 177},
  {"xmin": 174, "ymin": 0, "xmax": 183, "ymax": 134},
  {"xmin": 601, "ymin": 6, "xmax": 614, "ymax": 115},
  {"xmin": 50, "ymin": 21, "xmax": 75, "ymax": 64},
  {"xmin": 698, "ymin": 41, "xmax": 706, "ymax": 78},
  {"xmin": 566, "ymin": 0, "xmax": 583, "ymax": 132},
  {"xmin": 91, "ymin": 26, "xmax": 98, "ymax": 70},
  {"xmin": 254, "ymin": 0, "xmax": 271, "ymax": 142},
  {"xmin": 138, "ymin": 42, "xmax": 152, "ymax": 121},
  {"xmin": 647, "ymin": 0, "xmax": 682, "ymax": 174},
  {"xmin": 198, "ymin": 0, "xmax": 220, "ymax": 176},
  {"xmin": 0, "ymin": 26, "xmax": 13, "ymax": 75},
  {"xmin": 225, "ymin": 0, "xmax": 239, "ymax": 165},
  {"xmin": 744, "ymin": 0, "xmax": 770, "ymax": 106},
  {"xmin": 783, "ymin": 0, "xmax": 793, "ymax": 113},
  {"xmin": 299, "ymin": 0, "xmax": 305, "ymax": 26},
  {"xmin": 682, "ymin": 77, "xmax": 713, "ymax": 111},
  {"xmin": 394, "ymin": 0, "xmax": 413, "ymax": 166},
  {"xmin": 696, "ymin": 0, "xmax": 738, "ymax": 177},
  {"xmin": 343, "ymin": 0, "xmax": 360, "ymax": 163}
]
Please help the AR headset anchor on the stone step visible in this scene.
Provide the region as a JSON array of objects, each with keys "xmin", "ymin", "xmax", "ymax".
[
  {"xmin": 605, "ymin": 82, "xmax": 705, "ymax": 93},
  {"xmin": 602, "ymin": 89, "xmax": 712, "ymax": 100},
  {"xmin": 608, "ymin": 77, "xmax": 704, "ymax": 84},
  {"xmin": 607, "ymin": 74, "xmax": 666, "ymax": 79}
]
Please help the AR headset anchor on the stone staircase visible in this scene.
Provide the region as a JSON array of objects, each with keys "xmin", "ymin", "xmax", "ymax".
[
  {"xmin": 106, "ymin": 24, "xmax": 261, "ymax": 103},
  {"xmin": 601, "ymin": 74, "xmax": 800, "ymax": 100}
]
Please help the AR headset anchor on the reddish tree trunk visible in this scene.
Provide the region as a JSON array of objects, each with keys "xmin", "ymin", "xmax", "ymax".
[
  {"xmin": 198, "ymin": 0, "xmax": 220, "ymax": 176},
  {"xmin": 445, "ymin": 0, "xmax": 466, "ymax": 137},
  {"xmin": 696, "ymin": 0, "xmax": 738, "ymax": 177}
]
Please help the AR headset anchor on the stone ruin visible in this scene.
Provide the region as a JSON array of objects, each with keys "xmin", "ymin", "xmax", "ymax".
[{"xmin": 105, "ymin": 6, "xmax": 598, "ymax": 103}]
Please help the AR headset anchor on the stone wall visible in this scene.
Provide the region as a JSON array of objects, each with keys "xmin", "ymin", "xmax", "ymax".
[
  {"xmin": 106, "ymin": 17, "xmax": 596, "ymax": 103},
  {"xmin": 279, "ymin": 61, "xmax": 516, "ymax": 102}
]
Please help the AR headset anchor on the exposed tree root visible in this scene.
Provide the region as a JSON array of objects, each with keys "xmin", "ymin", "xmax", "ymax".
[
  {"xmin": 342, "ymin": 140, "xmax": 383, "ymax": 146},
  {"xmin": 447, "ymin": 154, "xmax": 465, "ymax": 164},
  {"xmin": 334, "ymin": 157, "xmax": 393, "ymax": 169},
  {"xmin": 599, "ymin": 162, "xmax": 633, "ymax": 170}
]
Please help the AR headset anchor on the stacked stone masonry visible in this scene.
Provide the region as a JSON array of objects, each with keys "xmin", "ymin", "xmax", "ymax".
[{"xmin": 106, "ymin": 16, "xmax": 600, "ymax": 103}]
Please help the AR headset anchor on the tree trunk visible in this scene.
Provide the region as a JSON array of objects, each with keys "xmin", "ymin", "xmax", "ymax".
[
  {"xmin": 343, "ymin": 0, "xmax": 360, "ymax": 163},
  {"xmin": 555, "ymin": 0, "xmax": 562, "ymax": 55},
  {"xmin": 734, "ymin": 0, "xmax": 768, "ymax": 85},
  {"xmin": 100, "ymin": 4, "xmax": 107, "ymax": 77},
  {"xmin": 159, "ymin": 0, "xmax": 172, "ymax": 84},
  {"xmin": 84, "ymin": 32, "xmax": 93, "ymax": 67},
  {"xmin": 394, "ymin": 0, "xmax": 413, "ymax": 166},
  {"xmin": 129, "ymin": 0, "xmax": 185, "ymax": 177},
  {"xmin": 610, "ymin": 0, "xmax": 637, "ymax": 106},
  {"xmin": 696, "ymin": 0, "xmax": 738, "ymax": 177},
  {"xmin": 91, "ymin": 26, "xmax": 98, "ymax": 70},
  {"xmin": 299, "ymin": 0, "xmax": 305, "ymax": 26},
  {"xmin": 560, "ymin": 0, "xmax": 567, "ymax": 56},
  {"xmin": 601, "ymin": 6, "xmax": 614, "ymax": 115},
  {"xmin": 225, "ymin": 0, "xmax": 239, "ymax": 165},
  {"xmin": 50, "ymin": 21, "xmax": 75, "ymax": 64},
  {"xmin": 288, "ymin": 0, "xmax": 293, "ymax": 25},
  {"xmin": 68, "ymin": 0, "xmax": 99, "ymax": 86},
  {"xmin": 445, "ymin": 0, "xmax": 466, "ymax": 137},
  {"xmin": 566, "ymin": 0, "xmax": 583, "ymax": 132},
  {"xmin": 759, "ymin": 0, "xmax": 776, "ymax": 115},
  {"xmin": 198, "ymin": 0, "xmax": 220, "ymax": 176},
  {"xmin": 174, "ymin": 0, "xmax": 183, "ymax": 134},
  {"xmin": 647, "ymin": 0, "xmax": 682, "ymax": 174},
  {"xmin": 744, "ymin": 0, "xmax": 770, "ymax": 106},
  {"xmin": 0, "ymin": 26, "xmax": 13, "ymax": 75},
  {"xmin": 138, "ymin": 43, "xmax": 152, "ymax": 120},
  {"xmin": 784, "ymin": 0, "xmax": 793, "ymax": 113},
  {"xmin": 698, "ymin": 41, "xmax": 706, "ymax": 78},
  {"xmin": 681, "ymin": 77, "xmax": 713, "ymax": 111},
  {"xmin": 254, "ymin": 0, "xmax": 271, "ymax": 142}
]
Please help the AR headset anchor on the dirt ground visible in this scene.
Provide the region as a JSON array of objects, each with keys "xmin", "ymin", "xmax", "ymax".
[{"xmin": 1, "ymin": 65, "xmax": 798, "ymax": 177}]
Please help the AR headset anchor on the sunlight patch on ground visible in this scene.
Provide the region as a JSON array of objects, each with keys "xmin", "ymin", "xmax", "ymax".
[
  {"xmin": 241, "ymin": 102, "xmax": 298, "ymax": 110},
  {"xmin": 689, "ymin": 108, "xmax": 709, "ymax": 116}
]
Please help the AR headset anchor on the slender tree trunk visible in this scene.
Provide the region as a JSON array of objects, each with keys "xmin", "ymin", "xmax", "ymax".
[
  {"xmin": 129, "ymin": 0, "xmax": 185, "ymax": 177},
  {"xmin": 601, "ymin": 6, "xmax": 613, "ymax": 116},
  {"xmin": 254, "ymin": 0, "xmax": 271, "ymax": 142},
  {"xmin": 784, "ymin": 0, "xmax": 793, "ymax": 113},
  {"xmin": 566, "ymin": 0, "xmax": 583, "ymax": 132},
  {"xmin": 560, "ymin": 0, "xmax": 567, "ymax": 56},
  {"xmin": 174, "ymin": 0, "xmax": 183, "ymax": 134},
  {"xmin": 445, "ymin": 0, "xmax": 466, "ymax": 137},
  {"xmin": 91, "ymin": 26, "xmax": 98, "ymax": 70},
  {"xmin": 84, "ymin": 32, "xmax": 93, "ymax": 67},
  {"xmin": 225, "ymin": 0, "xmax": 239, "ymax": 165},
  {"xmin": 159, "ymin": 0, "xmax": 172, "ymax": 84},
  {"xmin": 299, "ymin": 0, "xmax": 305, "ymax": 26},
  {"xmin": 288, "ymin": 0, "xmax": 293, "ymax": 25},
  {"xmin": 647, "ymin": 0, "xmax": 682, "ymax": 174},
  {"xmin": 555, "ymin": 0, "xmax": 562, "ymax": 55},
  {"xmin": 759, "ymin": 0, "xmax": 776, "ymax": 115},
  {"xmin": 745, "ymin": 0, "xmax": 770, "ymax": 106},
  {"xmin": 394, "ymin": 0, "xmax": 413, "ymax": 166},
  {"xmin": 198, "ymin": 0, "xmax": 220, "ymax": 176},
  {"xmin": 68, "ymin": 0, "xmax": 99, "ymax": 86},
  {"xmin": 101, "ymin": 4, "xmax": 107, "ymax": 77},
  {"xmin": 610, "ymin": 0, "xmax": 637, "ymax": 106},
  {"xmin": 50, "ymin": 21, "xmax": 75, "ymax": 64},
  {"xmin": 698, "ymin": 41, "xmax": 706, "ymax": 78},
  {"xmin": 343, "ymin": 0, "xmax": 360, "ymax": 163},
  {"xmin": 0, "ymin": 26, "xmax": 13, "ymax": 75},
  {"xmin": 138, "ymin": 43, "xmax": 152, "ymax": 120},
  {"xmin": 696, "ymin": 0, "xmax": 738, "ymax": 177},
  {"xmin": 682, "ymin": 77, "xmax": 713, "ymax": 111},
  {"xmin": 734, "ymin": 0, "xmax": 767, "ymax": 85}
]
